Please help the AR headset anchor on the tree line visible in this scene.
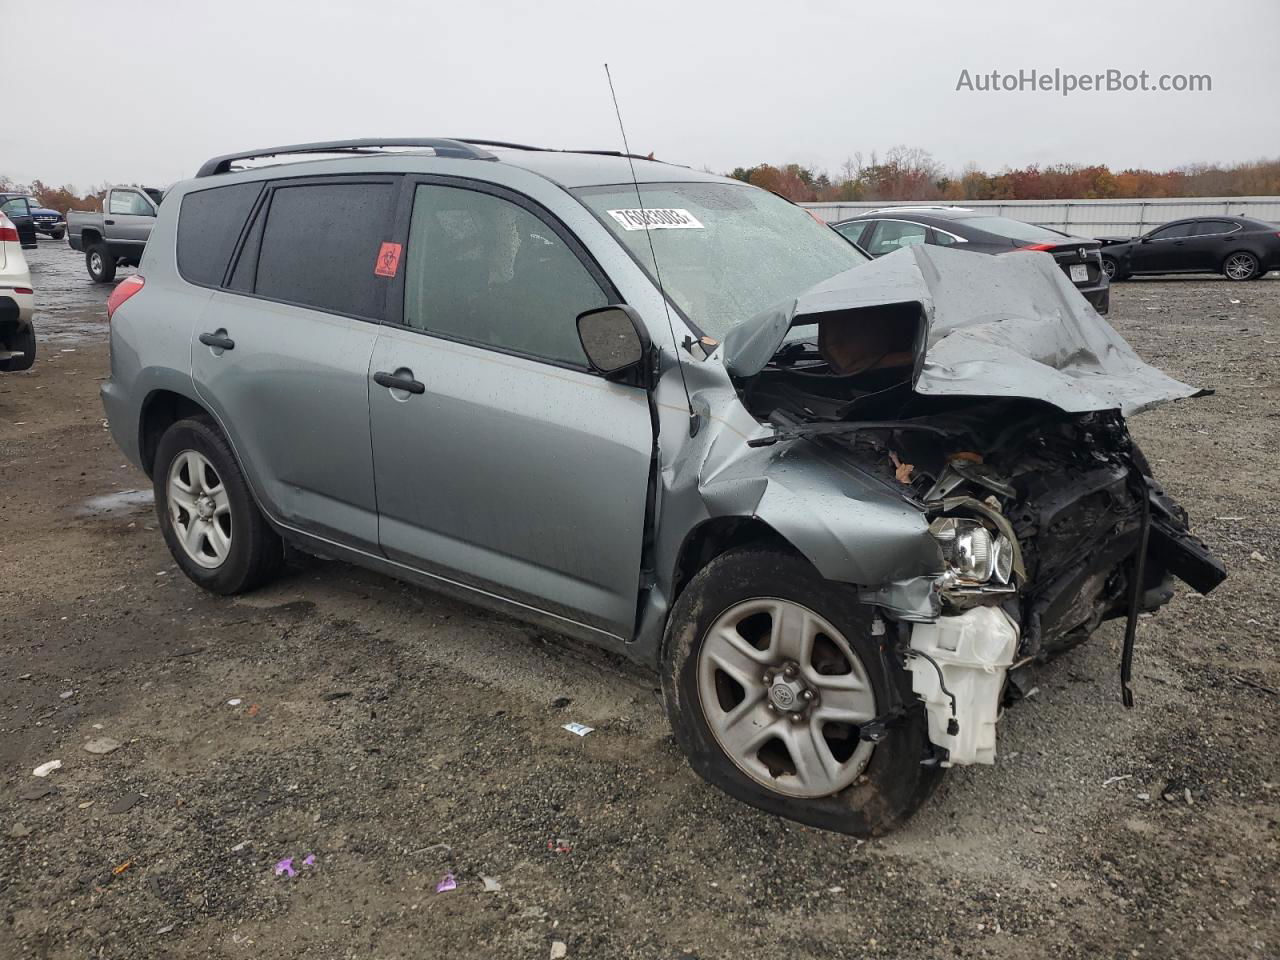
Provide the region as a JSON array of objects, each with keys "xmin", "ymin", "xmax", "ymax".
[
  {"xmin": 0, "ymin": 176, "xmax": 107, "ymax": 213},
  {"xmin": 728, "ymin": 149, "xmax": 1280, "ymax": 203}
]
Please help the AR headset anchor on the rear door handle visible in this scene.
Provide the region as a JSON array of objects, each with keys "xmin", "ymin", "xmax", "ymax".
[
  {"xmin": 199, "ymin": 332, "xmax": 235, "ymax": 350},
  {"xmin": 374, "ymin": 370, "xmax": 425, "ymax": 395},
  {"xmin": 104, "ymin": 219, "xmax": 115, "ymax": 225}
]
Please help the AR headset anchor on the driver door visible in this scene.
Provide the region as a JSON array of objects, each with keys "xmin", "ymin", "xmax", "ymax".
[
  {"xmin": 1132, "ymin": 220, "xmax": 1193, "ymax": 272},
  {"xmin": 369, "ymin": 179, "xmax": 654, "ymax": 640}
]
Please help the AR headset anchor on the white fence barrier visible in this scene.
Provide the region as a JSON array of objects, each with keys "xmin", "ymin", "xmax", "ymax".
[{"xmin": 800, "ymin": 197, "xmax": 1280, "ymax": 238}]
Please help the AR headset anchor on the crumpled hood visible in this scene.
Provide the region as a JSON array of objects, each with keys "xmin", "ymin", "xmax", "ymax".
[{"xmin": 721, "ymin": 243, "xmax": 1202, "ymax": 416}]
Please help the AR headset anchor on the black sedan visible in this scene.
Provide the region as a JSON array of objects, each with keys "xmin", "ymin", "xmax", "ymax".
[
  {"xmin": 1098, "ymin": 217, "xmax": 1280, "ymax": 281},
  {"xmin": 0, "ymin": 194, "xmax": 38, "ymax": 249},
  {"xmin": 832, "ymin": 206, "xmax": 1109, "ymax": 313}
]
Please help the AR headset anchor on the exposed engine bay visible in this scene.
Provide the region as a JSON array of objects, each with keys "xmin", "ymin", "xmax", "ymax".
[{"xmin": 718, "ymin": 246, "xmax": 1227, "ymax": 766}]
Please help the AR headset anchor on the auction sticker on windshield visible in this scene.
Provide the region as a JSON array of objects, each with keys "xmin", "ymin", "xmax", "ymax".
[{"xmin": 607, "ymin": 208, "xmax": 704, "ymax": 231}]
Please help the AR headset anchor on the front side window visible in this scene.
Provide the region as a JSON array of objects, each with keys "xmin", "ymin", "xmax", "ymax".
[
  {"xmin": 574, "ymin": 181, "xmax": 868, "ymax": 340},
  {"xmin": 866, "ymin": 220, "xmax": 928, "ymax": 255},
  {"xmin": 108, "ymin": 191, "xmax": 154, "ymax": 216},
  {"xmin": 833, "ymin": 220, "xmax": 872, "ymax": 246},
  {"xmin": 402, "ymin": 184, "xmax": 607, "ymax": 365},
  {"xmin": 1148, "ymin": 222, "xmax": 1193, "ymax": 241},
  {"xmin": 253, "ymin": 181, "xmax": 395, "ymax": 319},
  {"xmin": 1, "ymin": 197, "xmax": 29, "ymax": 216}
]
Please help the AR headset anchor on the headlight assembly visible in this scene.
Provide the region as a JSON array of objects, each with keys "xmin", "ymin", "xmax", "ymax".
[{"xmin": 929, "ymin": 517, "xmax": 1014, "ymax": 585}]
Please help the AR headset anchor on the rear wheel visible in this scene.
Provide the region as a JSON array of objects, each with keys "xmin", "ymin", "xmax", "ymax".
[
  {"xmin": 1223, "ymin": 251, "xmax": 1259, "ymax": 281},
  {"xmin": 0, "ymin": 322, "xmax": 35, "ymax": 372},
  {"xmin": 662, "ymin": 547, "xmax": 942, "ymax": 836},
  {"xmin": 153, "ymin": 417, "xmax": 284, "ymax": 594},
  {"xmin": 86, "ymin": 244, "xmax": 115, "ymax": 283}
]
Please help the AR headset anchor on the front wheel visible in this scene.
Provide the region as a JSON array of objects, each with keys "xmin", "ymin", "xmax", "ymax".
[
  {"xmin": 153, "ymin": 417, "xmax": 284, "ymax": 594},
  {"xmin": 50, "ymin": 229, "xmax": 65, "ymax": 241},
  {"xmin": 1101, "ymin": 256, "xmax": 1122, "ymax": 280},
  {"xmin": 86, "ymin": 244, "xmax": 116, "ymax": 283},
  {"xmin": 1223, "ymin": 251, "xmax": 1260, "ymax": 281},
  {"xmin": 661, "ymin": 547, "xmax": 942, "ymax": 836}
]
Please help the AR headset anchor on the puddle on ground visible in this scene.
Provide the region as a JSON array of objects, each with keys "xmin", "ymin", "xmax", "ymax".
[
  {"xmin": 24, "ymin": 241, "xmax": 138, "ymax": 345},
  {"xmin": 77, "ymin": 489, "xmax": 154, "ymax": 516}
]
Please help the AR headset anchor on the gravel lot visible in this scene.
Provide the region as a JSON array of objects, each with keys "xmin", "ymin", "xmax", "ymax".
[{"xmin": 2, "ymin": 242, "xmax": 1277, "ymax": 959}]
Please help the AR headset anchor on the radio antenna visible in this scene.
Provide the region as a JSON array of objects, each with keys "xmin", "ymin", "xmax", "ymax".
[{"xmin": 604, "ymin": 63, "xmax": 698, "ymax": 436}]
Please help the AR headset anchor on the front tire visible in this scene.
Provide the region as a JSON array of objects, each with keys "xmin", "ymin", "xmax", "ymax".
[
  {"xmin": 1223, "ymin": 251, "xmax": 1259, "ymax": 281},
  {"xmin": 86, "ymin": 244, "xmax": 116, "ymax": 283},
  {"xmin": 661, "ymin": 547, "xmax": 942, "ymax": 836},
  {"xmin": 153, "ymin": 417, "xmax": 284, "ymax": 594},
  {"xmin": 50, "ymin": 229, "xmax": 65, "ymax": 241},
  {"xmin": 1101, "ymin": 256, "xmax": 1127, "ymax": 281}
]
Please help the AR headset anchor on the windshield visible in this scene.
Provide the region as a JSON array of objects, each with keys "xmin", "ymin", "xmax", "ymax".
[
  {"xmin": 963, "ymin": 216, "xmax": 1070, "ymax": 243},
  {"xmin": 574, "ymin": 181, "xmax": 868, "ymax": 339}
]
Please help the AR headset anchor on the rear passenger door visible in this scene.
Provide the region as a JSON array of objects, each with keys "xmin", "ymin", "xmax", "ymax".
[
  {"xmin": 1185, "ymin": 219, "xmax": 1238, "ymax": 271},
  {"xmin": 187, "ymin": 176, "xmax": 398, "ymax": 552},
  {"xmin": 367, "ymin": 178, "xmax": 654, "ymax": 641}
]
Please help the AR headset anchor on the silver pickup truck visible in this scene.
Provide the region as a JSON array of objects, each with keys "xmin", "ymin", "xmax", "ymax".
[{"xmin": 68, "ymin": 186, "xmax": 165, "ymax": 282}]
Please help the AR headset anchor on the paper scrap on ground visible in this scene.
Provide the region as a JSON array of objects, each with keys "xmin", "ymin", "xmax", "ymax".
[
  {"xmin": 33, "ymin": 760, "xmax": 62, "ymax": 777},
  {"xmin": 562, "ymin": 722, "xmax": 594, "ymax": 737}
]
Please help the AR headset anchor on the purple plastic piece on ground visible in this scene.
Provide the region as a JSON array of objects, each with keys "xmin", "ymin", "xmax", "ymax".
[
  {"xmin": 274, "ymin": 857, "xmax": 296, "ymax": 877},
  {"xmin": 436, "ymin": 872, "xmax": 456, "ymax": 893},
  {"xmin": 303, "ymin": 854, "xmax": 316, "ymax": 867}
]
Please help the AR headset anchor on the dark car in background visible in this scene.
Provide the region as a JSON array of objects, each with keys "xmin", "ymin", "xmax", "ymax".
[
  {"xmin": 0, "ymin": 193, "xmax": 39, "ymax": 248},
  {"xmin": 26, "ymin": 198, "xmax": 66, "ymax": 239},
  {"xmin": 832, "ymin": 206, "xmax": 1110, "ymax": 314},
  {"xmin": 1098, "ymin": 217, "xmax": 1280, "ymax": 281}
]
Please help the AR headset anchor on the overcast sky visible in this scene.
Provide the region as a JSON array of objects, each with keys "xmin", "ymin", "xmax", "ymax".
[{"xmin": 5, "ymin": 0, "xmax": 1278, "ymax": 189}]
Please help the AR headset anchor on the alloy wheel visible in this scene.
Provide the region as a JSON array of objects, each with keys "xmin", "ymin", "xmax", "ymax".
[
  {"xmin": 696, "ymin": 598, "xmax": 878, "ymax": 798},
  {"xmin": 167, "ymin": 450, "xmax": 232, "ymax": 569},
  {"xmin": 1224, "ymin": 253, "xmax": 1256, "ymax": 280},
  {"xmin": 89, "ymin": 251, "xmax": 103, "ymax": 275},
  {"xmin": 1101, "ymin": 258, "xmax": 1117, "ymax": 279}
]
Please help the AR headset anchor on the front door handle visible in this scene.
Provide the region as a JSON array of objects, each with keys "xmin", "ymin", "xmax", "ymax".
[
  {"xmin": 199, "ymin": 332, "xmax": 235, "ymax": 351},
  {"xmin": 104, "ymin": 219, "xmax": 115, "ymax": 225},
  {"xmin": 374, "ymin": 370, "xmax": 425, "ymax": 395}
]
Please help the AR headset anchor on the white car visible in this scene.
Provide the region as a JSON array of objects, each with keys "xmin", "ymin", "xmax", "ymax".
[{"xmin": 0, "ymin": 212, "xmax": 36, "ymax": 371}]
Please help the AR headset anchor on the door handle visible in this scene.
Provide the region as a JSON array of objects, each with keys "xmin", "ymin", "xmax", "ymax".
[
  {"xmin": 374, "ymin": 370, "xmax": 425, "ymax": 395},
  {"xmin": 104, "ymin": 219, "xmax": 115, "ymax": 225},
  {"xmin": 199, "ymin": 332, "xmax": 235, "ymax": 351}
]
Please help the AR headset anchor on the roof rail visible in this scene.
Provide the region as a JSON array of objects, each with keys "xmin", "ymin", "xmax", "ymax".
[
  {"xmin": 194, "ymin": 138, "xmax": 497, "ymax": 177},
  {"xmin": 455, "ymin": 139, "xmax": 662, "ymax": 164}
]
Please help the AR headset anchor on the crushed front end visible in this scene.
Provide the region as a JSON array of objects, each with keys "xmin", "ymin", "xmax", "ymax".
[{"xmin": 722, "ymin": 244, "xmax": 1226, "ymax": 767}]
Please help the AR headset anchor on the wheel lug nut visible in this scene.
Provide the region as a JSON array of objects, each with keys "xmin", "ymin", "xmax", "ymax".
[
  {"xmin": 763, "ymin": 674, "xmax": 772, "ymax": 685},
  {"xmin": 789, "ymin": 713, "xmax": 802, "ymax": 723},
  {"xmin": 784, "ymin": 664, "xmax": 797, "ymax": 677},
  {"xmin": 802, "ymin": 690, "xmax": 814, "ymax": 701}
]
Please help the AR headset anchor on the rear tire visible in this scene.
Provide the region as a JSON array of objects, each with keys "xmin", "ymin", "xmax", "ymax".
[
  {"xmin": 1223, "ymin": 251, "xmax": 1259, "ymax": 281},
  {"xmin": 153, "ymin": 417, "xmax": 284, "ymax": 594},
  {"xmin": 86, "ymin": 244, "xmax": 116, "ymax": 283},
  {"xmin": 661, "ymin": 547, "xmax": 943, "ymax": 836},
  {"xmin": 0, "ymin": 322, "xmax": 35, "ymax": 372}
]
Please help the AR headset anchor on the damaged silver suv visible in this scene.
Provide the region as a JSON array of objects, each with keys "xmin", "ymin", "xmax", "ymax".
[{"xmin": 101, "ymin": 139, "xmax": 1225, "ymax": 835}]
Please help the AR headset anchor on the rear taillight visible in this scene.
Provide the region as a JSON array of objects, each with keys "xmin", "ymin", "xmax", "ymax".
[
  {"xmin": 1015, "ymin": 243, "xmax": 1056, "ymax": 252},
  {"xmin": 0, "ymin": 225, "xmax": 18, "ymax": 243},
  {"xmin": 106, "ymin": 275, "xmax": 145, "ymax": 319}
]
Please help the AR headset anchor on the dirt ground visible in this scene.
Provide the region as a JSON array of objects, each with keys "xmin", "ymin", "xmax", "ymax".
[{"xmin": 2, "ymin": 242, "xmax": 1277, "ymax": 960}]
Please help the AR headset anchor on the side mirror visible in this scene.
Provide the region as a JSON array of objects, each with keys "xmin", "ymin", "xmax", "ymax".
[
  {"xmin": 1140, "ymin": 235, "xmax": 1152, "ymax": 243},
  {"xmin": 576, "ymin": 304, "xmax": 650, "ymax": 378}
]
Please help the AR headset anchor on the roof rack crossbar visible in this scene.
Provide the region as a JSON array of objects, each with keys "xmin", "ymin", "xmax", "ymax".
[{"xmin": 195, "ymin": 138, "xmax": 497, "ymax": 177}]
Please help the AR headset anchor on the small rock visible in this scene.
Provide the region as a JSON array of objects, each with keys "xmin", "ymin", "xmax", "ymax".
[
  {"xmin": 156, "ymin": 924, "xmax": 176, "ymax": 935},
  {"xmin": 550, "ymin": 942, "xmax": 568, "ymax": 960},
  {"xmin": 60, "ymin": 690, "xmax": 74, "ymax": 700},
  {"xmin": 1250, "ymin": 551, "xmax": 1268, "ymax": 563},
  {"xmin": 32, "ymin": 760, "xmax": 62, "ymax": 778},
  {"xmin": 9, "ymin": 822, "xmax": 32, "ymax": 838},
  {"xmin": 322, "ymin": 691, "xmax": 352, "ymax": 701},
  {"xmin": 1031, "ymin": 825, "xmax": 1049, "ymax": 834},
  {"xmin": 83, "ymin": 737, "xmax": 123, "ymax": 755},
  {"xmin": 18, "ymin": 673, "xmax": 32, "ymax": 680},
  {"xmin": 1184, "ymin": 787, "xmax": 1194, "ymax": 806},
  {"xmin": 78, "ymin": 800, "xmax": 95, "ymax": 810},
  {"xmin": 19, "ymin": 784, "xmax": 56, "ymax": 801},
  {"xmin": 108, "ymin": 791, "xmax": 142, "ymax": 815},
  {"xmin": 552, "ymin": 697, "xmax": 572, "ymax": 709},
  {"xmin": 1136, "ymin": 792, "xmax": 1151, "ymax": 801}
]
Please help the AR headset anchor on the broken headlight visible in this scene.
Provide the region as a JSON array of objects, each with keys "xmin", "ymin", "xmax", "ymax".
[{"xmin": 930, "ymin": 517, "xmax": 1014, "ymax": 585}]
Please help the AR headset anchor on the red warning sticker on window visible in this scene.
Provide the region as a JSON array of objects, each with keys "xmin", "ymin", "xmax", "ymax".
[{"xmin": 374, "ymin": 242, "xmax": 402, "ymax": 277}]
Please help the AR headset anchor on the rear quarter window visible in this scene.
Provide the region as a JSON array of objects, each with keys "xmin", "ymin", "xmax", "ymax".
[{"xmin": 177, "ymin": 182, "xmax": 263, "ymax": 286}]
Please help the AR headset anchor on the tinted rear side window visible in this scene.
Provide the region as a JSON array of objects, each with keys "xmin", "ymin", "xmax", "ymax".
[
  {"xmin": 177, "ymin": 182, "xmax": 262, "ymax": 285},
  {"xmin": 254, "ymin": 181, "xmax": 395, "ymax": 319}
]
